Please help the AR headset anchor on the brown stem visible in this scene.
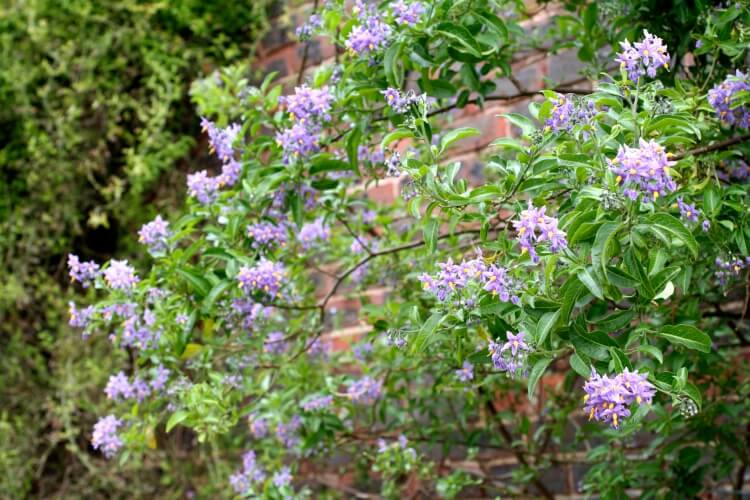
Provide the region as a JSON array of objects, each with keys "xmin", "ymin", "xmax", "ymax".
[{"xmin": 674, "ymin": 132, "xmax": 750, "ymax": 160}]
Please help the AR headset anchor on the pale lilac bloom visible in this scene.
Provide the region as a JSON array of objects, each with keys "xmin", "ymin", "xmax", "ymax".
[
  {"xmin": 230, "ymin": 450, "xmax": 266, "ymax": 494},
  {"xmin": 186, "ymin": 170, "xmax": 219, "ymax": 204},
  {"xmin": 298, "ymin": 218, "xmax": 330, "ymax": 249},
  {"xmin": 273, "ymin": 466, "xmax": 293, "ymax": 488},
  {"xmin": 264, "ymin": 331, "xmax": 288, "ymax": 355},
  {"xmin": 247, "ymin": 221, "xmax": 288, "ymax": 248},
  {"xmin": 218, "ymin": 159, "xmax": 242, "ymax": 187},
  {"xmin": 138, "ymin": 215, "xmax": 170, "ymax": 252},
  {"xmin": 346, "ymin": 3, "xmax": 392, "ymax": 55},
  {"xmin": 512, "ymin": 203, "xmax": 568, "ymax": 263},
  {"xmin": 609, "ymin": 139, "xmax": 677, "ymax": 201},
  {"xmin": 281, "ymin": 85, "xmax": 334, "ymax": 123},
  {"xmin": 488, "ymin": 331, "xmax": 532, "ymax": 376},
  {"xmin": 302, "ymin": 395, "xmax": 333, "ymax": 411},
  {"xmin": 583, "ymin": 368, "xmax": 655, "ymax": 428},
  {"xmin": 103, "ymin": 260, "xmax": 139, "ymax": 291},
  {"xmin": 347, "ymin": 376, "xmax": 383, "ymax": 405},
  {"xmin": 708, "ymin": 70, "xmax": 750, "ymax": 128},
  {"xmin": 91, "ymin": 415, "xmax": 124, "ymax": 458},
  {"xmin": 151, "ymin": 365, "xmax": 171, "ymax": 391},
  {"xmin": 249, "ymin": 414, "xmax": 269, "ymax": 439},
  {"xmin": 68, "ymin": 302, "xmax": 94, "ymax": 330},
  {"xmin": 67, "ymin": 254, "xmax": 100, "ymax": 286},
  {"xmin": 676, "ymin": 197, "xmax": 700, "ymax": 223},
  {"xmin": 131, "ymin": 378, "xmax": 152, "ymax": 402},
  {"xmin": 455, "ymin": 361, "xmax": 474, "ymax": 382},
  {"xmin": 104, "ymin": 371, "xmax": 133, "ymax": 401},
  {"xmin": 276, "ymin": 415, "xmax": 302, "ymax": 447},
  {"xmin": 391, "ymin": 0, "xmax": 425, "ymax": 26},
  {"xmin": 615, "ymin": 30, "xmax": 670, "ymax": 81},
  {"xmin": 237, "ymin": 259, "xmax": 286, "ymax": 298}
]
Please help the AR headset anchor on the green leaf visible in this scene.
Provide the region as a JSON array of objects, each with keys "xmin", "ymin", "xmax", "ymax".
[
  {"xmin": 703, "ymin": 185, "xmax": 721, "ymax": 216},
  {"xmin": 202, "ymin": 280, "xmax": 232, "ymax": 313},
  {"xmin": 570, "ymin": 352, "xmax": 591, "ymax": 378},
  {"xmin": 536, "ymin": 310, "xmax": 560, "ymax": 346},
  {"xmin": 489, "ymin": 137, "xmax": 525, "ymax": 152},
  {"xmin": 577, "ymin": 267, "xmax": 604, "ymax": 300},
  {"xmin": 384, "ymin": 41, "xmax": 404, "ymax": 88},
  {"xmin": 637, "ymin": 344, "xmax": 663, "ymax": 364},
  {"xmin": 439, "ymin": 127, "xmax": 480, "ymax": 154},
  {"xmin": 436, "ymin": 22, "xmax": 482, "ymax": 57},
  {"xmin": 592, "ymin": 221, "xmax": 621, "ymax": 277},
  {"xmin": 502, "ymin": 112, "xmax": 536, "ymax": 137},
  {"xmin": 166, "ymin": 411, "xmax": 189, "ymax": 433},
  {"xmin": 527, "ymin": 357, "xmax": 553, "ymax": 400},
  {"xmin": 424, "ymin": 218, "xmax": 439, "ymax": 253},
  {"xmin": 381, "ymin": 128, "xmax": 414, "ymax": 148},
  {"xmin": 647, "ymin": 213, "xmax": 699, "ymax": 258},
  {"xmin": 309, "ymin": 156, "xmax": 352, "ymax": 175},
  {"xmin": 176, "ymin": 268, "xmax": 211, "ymax": 298},
  {"xmin": 681, "ymin": 382, "xmax": 702, "ymax": 410},
  {"xmin": 656, "ymin": 324, "xmax": 711, "ymax": 353},
  {"xmin": 410, "ymin": 312, "xmax": 444, "ymax": 354}
]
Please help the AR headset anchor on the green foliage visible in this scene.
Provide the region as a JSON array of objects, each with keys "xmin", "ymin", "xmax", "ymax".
[{"xmin": 0, "ymin": 0, "xmax": 270, "ymax": 496}]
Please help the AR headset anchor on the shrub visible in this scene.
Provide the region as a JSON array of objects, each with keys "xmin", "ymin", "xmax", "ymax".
[{"xmin": 69, "ymin": 0, "xmax": 750, "ymax": 498}]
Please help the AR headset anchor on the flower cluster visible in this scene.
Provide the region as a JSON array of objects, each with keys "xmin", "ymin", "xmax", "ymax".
[
  {"xmin": 488, "ymin": 331, "xmax": 532, "ymax": 377},
  {"xmin": 246, "ymin": 221, "xmax": 288, "ymax": 249},
  {"xmin": 273, "ymin": 466, "xmax": 293, "ymax": 488},
  {"xmin": 263, "ymin": 331, "xmax": 288, "ymax": 355},
  {"xmin": 391, "ymin": 0, "xmax": 425, "ymax": 26},
  {"xmin": 301, "ymin": 394, "xmax": 333, "ymax": 411},
  {"xmin": 104, "ymin": 367, "xmax": 170, "ymax": 402},
  {"xmin": 296, "ymin": 14, "xmax": 322, "ymax": 40},
  {"xmin": 249, "ymin": 414, "xmax": 269, "ymax": 439},
  {"xmin": 91, "ymin": 415, "xmax": 124, "ymax": 458},
  {"xmin": 609, "ymin": 139, "xmax": 677, "ymax": 201},
  {"xmin": 298, "ymin": 218, "xmax": 330, "ymax": 250},
  {"xmin": 512, "ymin": 203, "xmax": 568, "ymax": 263},
  {"xmin": 419, "ymin": 256, "xmax": 520, "ymax": 303},
  {"xmin": 238, "ymin": 259, "xmax": 286, "ymax": 298},
  {"xmin": 382, "ymin": 87, "xmax": 420, "ymax": 113},
  {"xmin": 186, "ymin": 120, "xmax": 244, "ymax": 204},
  {"xmin": 455, "ymin": 361, "xmax": 474, "ymax": 382},
  {"xmin": 276, "ymin": 415, "xmax": 302, "ymax": 448},
  {"xmin": 708, "ymin": 70, "xmax": 750, "ymax": 128},
  {"xmin": 545, "ymin": 94, "xmax": 597, "ymax": 132},
  {"xmin": 138, "ymin": 215, "xmax": 170, "ymax": 252},
  {"xmin": 67, "ymin": 254, "xmax": 100, "ymax": 287},
  {"xmin": 229, "ymin": 450, "xmax": 266, "ymax": 494},
  {"xmin": 675, "ymin": 197, "xmax": 710, "ymax": 231},
  {"xmin": 583, "ymin": 369, "xmax": 656, "ymax": 428},
  {"xmin": 615, "ymin": 30, "xmax": 670, "ymax": 81},
  {"xmin": 103, "ymin": 260, "xmax": 139, "ymax": 291},
  {"xmin": 120, "ymin": 311, "xmax": 161, "ymax": 349},
  {"xmin": 276, "ymin": 85, "xmax": 334, "ymax": 163},
  {"xmin": 68, "ymin": 302, "xmax": 94, "ymax": 330},
  {"xmin": 280, "ymin": 85, "xmax": 334, "ymax": 123},
  {"xmin": 347, "ymin": 376, "xmax": 383, "ymax": 405},
  {"xmin": 715, "ymin": 256, "xmax": 749, "ymax": 285},
  {"xmin": 346, "ymin": 2, "xmax": 392, "ymax": 55}
]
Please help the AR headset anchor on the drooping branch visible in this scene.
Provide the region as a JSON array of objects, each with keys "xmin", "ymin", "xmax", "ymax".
[{"xmin": 675, "ymin": 132, "xmax": 750, "ymax": 160}]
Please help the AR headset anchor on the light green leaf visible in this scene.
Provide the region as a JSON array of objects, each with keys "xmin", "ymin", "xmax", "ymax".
[
  {"xmin": 527, "ymin": 357, "xmax": 553, "ymax": 400},
  {"xmin": 657, "ymin": 324, "xmax": 711, "ymax": 353}
]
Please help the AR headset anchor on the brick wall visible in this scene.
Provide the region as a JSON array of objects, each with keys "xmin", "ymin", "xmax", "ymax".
[{"xmin": 254, "ymin": 2, "xmax": 596, "ymax": 497}]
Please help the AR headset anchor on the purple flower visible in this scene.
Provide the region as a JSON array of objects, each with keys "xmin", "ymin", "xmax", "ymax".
[
  {"xmin": 615, "ymin": 30, "xmax": 669, "ymax": 81},
  {"xmin": 67, "ymin": 254, "xmax": 100, "ymax": 287},
  {"xmin": 202, "ymin": 119, "xmax": 241, "ymax": 162},
  {"xmin": 362, "ymin": 209, "xmax": 376, "ymax": 224},
  {"xmin": 715, "ymin": 256, "xmax": 747, "ymax": 285},
  {"xmin": 281, "ymin": 85, "xmax": 334, "ymax": 123},
  {"xmin": 345, "ymin": 6, "xmax": 391, "ymax": 55},
  {"xmin": 512, "ymin": 203, "xmax": 568, "ymax": 263},
  {"xmin": 695, "ymin": 39, "xmax": 703, "ymax": 49},
  {"xmin": 347, "ymin": 376, "xmax": 382, "ymax": 405},
  {"xmin": 676, "ymin": 197, "xmax": 700, "ymax": 223},
  {"xmin": 187, "ymin": 170, "xmax": 219, "ymax": 204},
  {"xmin": 488, "ymin": 331, "xmax": 532, "ymax": 376},
  {"xmin": 91, "ymin": 415, "xmax": 123, "ymax": 458},
  {"xmin": 68, "ymin": 302, "xmax": 94, "ymax": 329},
  {"xmin": 103, "ymin": 260, "xmax": 139, "ymax": 291},
  {"xmin": 353, "ymin": 341, "xmax": 373, "ymax": 361},
  {"xmin": 264, "ymin": 331, "xmax": 288, "ymax": 355},
  {"xmin": 583, "ymin": 369, "xmax": 655, "ymax": 428},
  {"xmin": 276, "ymin": 122, "xmax": 321, "ymax": 163},
  {"xmin": 385, "ymin": 151, "xmax": 402, "ymax": 176},
  {"xmin": 382, "ymin": 88, "xmax": 420, "ymax": 114},
  {"xmin": 131, "ymin": 378, "xmax": 152, "ymax": 402},
  {"xmin": 482, "ymin": 264, "xmax": 520, "ymax": 303},
  {"xmin": 151, "ymin": 365, "xmax": 170, "ymax": 391},
  {"xmin": 138, "ymin": 215, "xmax": 170, "ymax": 252},
  {"xmin": 302, "ymin": 395, "xmax": 333, "ymax": 412},
  {"xmin": 708, "ymin": 70, "xmax": 750, "ymax": 128},
  {"xmin": 276, "ymin": 415, "xmax": 302, "ymax": 448},
  {"xmin": 455, "ymin": 361, "xmax": 474, "ymax": 382},
  {"xmin": 273, "ymin": 466, "xmax": 293, "ymax": 488},
  {"xmin": 391, "ymin": 0, "xmax": 425, "ymax": 26},
  {"xmin": 419, "ymin": 255, "xmax": 488, "ymax": 301},
  {"xmin": 237, "ymin": 259, "xmax": 286, "ymax": 298},
  {"xmin": 228, "ymin": 299, "xmax": 271, "ymax": 331},
  {"xmin": 247, "ymin": 221, "xmax": 288, "ymax": 249},
  {"xmin": 298, "ymin": 218, "xmax": 330, "ymax": 250},
  {"xmin": 609, "ymin": 139, "xmax": 677, "ymax": 201},
  {"xmin": 218, "ymin": 159, "xmax": 242, "ymax": 187},
  {"xmin": 296, "ymin": 14, "xmax": 322, "ymax": 40},
  {"xmin": 545, "ymin": 94, "xmax": 575, "ymax": 131},
  {"xmin": 702, "ymin": 219, "xmax": 711, "ymax": 232},
  {"xmin": 249, "ymin": 414, "xmax": 269, "ymax": 439},
  {"xmin": 104, "ymin": 371, "xmax": 133, "ymax": 401},
  {"xmin": 230, "ymin": 450, "xmax": 266, "ymax": 494}
]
